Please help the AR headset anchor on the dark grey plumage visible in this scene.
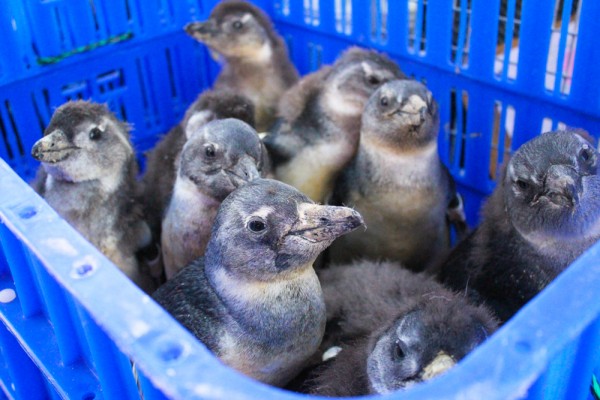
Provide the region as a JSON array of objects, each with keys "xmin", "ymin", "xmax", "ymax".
[
  {"xmin": 440, "ymin": 129, "xmax": 600, "ymax": 322},
  {"xmin": 153, "ymin": 179, "xmax": 364, "ymax": 386},
  {"xmin": 30, "ymin": 100, "xmax": 156, "ymax": 292},
  {"xmin": 141, "ymin": 89, "xmax": 256, "ymax": 240},
  {"xmin": 328, "ymin": 79, "xmax": 462, "ymax": 272},
  {"xmin": 185, "ymin": 0, "xmax": 299, "ymax": 131},
  {"xmin": 161, "ymin": 118, "xmax": 266, "ymax": 279},
  {"xmin": 305, "ymin": 261, "xmax": 497, "ymax": 396},
  {"xmin": 263, "ymin": 47, "xmax": 405, "ymax": 204}
]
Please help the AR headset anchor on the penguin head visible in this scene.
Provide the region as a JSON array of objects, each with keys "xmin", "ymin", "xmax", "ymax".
[
  {"xmin": 323, "ymin": 47, "xmax": 405, "ymax": 116},
  {"xmin": 503, "ymin": 129, "xmax": 600, "ymax": 244},
  {"xmin": 205, "ymin": 179, "xmax": 364, "ymax": 280},
  {"xmin": 362, "ymin": 79, "xmax": 439, "ymax": 151},
  {"xmin": 183, "ymin": 90, "xmax": 256, "ymax": 139},
  {"xmin": 31, "ymin": 100, "xmax": 133, "ymax": 185},
  {"xmin": 366, "ymin": 298, "xmax": 496, "ymax": 394},
  {"xmin": 178, "ymin": 118, "xmax": 264, "ymax": 201},
  {"xmin": 184, "ymin": 1, "xmax": 275, "ymax": 62}
]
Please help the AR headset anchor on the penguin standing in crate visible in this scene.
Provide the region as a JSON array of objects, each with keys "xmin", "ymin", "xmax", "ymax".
[
  {"xmin": 264, "ymin": 47, "xmax": 405, "ymax": 204},
  {"xmin": 154, "ymin": 179, "xmax": 364, "ymax": 387},
  {"xmin": 185, "ymin": 0, "xmax": 299, "ymax": 131},
  {"xmin": 328, "ymin": 79, "xmax": 467, "ymax": 272},
  {"xmin": 31, "ymin": 100, "xmax": 157, "ymax": 293},
  {"xmin": 440, "ymin": 129, "xmax": 600, "ymax": 322}
]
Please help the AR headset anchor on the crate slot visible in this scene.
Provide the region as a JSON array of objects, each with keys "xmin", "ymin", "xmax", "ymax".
[
  {"xmin": 304, "ymin": 0, "xmax": 320, "ymax": 26},
  {"xmin": 408, "ymin": 0, "xmax": 427, "ymax": 54},
  {"xmin": 0, "ymin": 113, "xmax": 13, "ymax": 161},
  {"xmin": 448, "ymin": 88, "xmax": 468, "ymax": 171},
  {"xmin": 88, "ymin": 0, "xmax": 100, "ymax": 32},
  {"xmin": 545, "ymin": 0, "xmax": 581, "ymax": 95},
  {"xmin": 450, "ymin": 0, "xmax": 470, "ymax": 66},
  {"xmin": 30, "ymin": 94, "xmax": 48, "ymax": 135},
  {"xmin": 164, "ymin": 48, "xmax": 178, "ymax": 99},
  {"xmin": 335, "ymin": 0, "xmax": 352, "ymax": 35},
  {"xmin": 489, "ymin": 102, "xmax": 514, "ymax": 180},
  {"xmin": 308, "ymin": 42, "xmax": 323, "ymax": 71},
  {"xmin": 494, "ymin": 0, "xmax": 522, "ymax": 81},
  {"xmin": 3, "ymin": 101, "xmax": 25, "ymax": 158},
  {"xmin": 96, "ymin": 69, "xmax": 125, "ymax": 95},
  {"xmin": 370, "ymin": 0, "xmax": 387, "ymax": 43}
]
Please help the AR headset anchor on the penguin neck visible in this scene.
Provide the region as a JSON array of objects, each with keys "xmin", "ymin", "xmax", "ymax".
[
  {"xmin": 357, "ymin": 137, "xmax": 440, "ymax": 184},
  {"xmin": 170, "ymin": 176, "xmax": 222, "ymax": 211},
  {"xmin": 205, "ymin": 259, "xmax": 324, "ymax": 339}
]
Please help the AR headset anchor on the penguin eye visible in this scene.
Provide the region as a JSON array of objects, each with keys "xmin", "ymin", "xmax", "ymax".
[
  {"xmin": 391, "ymin": 340, "xmax": 406, "ymax": 362},
  {"xmin": 367, "ymin": 75, "xmax": 381, "ymax": 86},
  {"xmin": 579, "ymin": 146, "xmax": 594, "ymax": 165},
  {"xmin": 89, "ymin": 127, "xmax": 103, "ymax": 140},
  {"xmin": 204, "ymin": 144, "xmax": 216, "ymax": 158},
  {"xmin": 515, "ymin": 179, "xmax": 530, "ymax": 191},
  {"xmin": 380, "ymin": 97, "xmax": 389, "ymax": 107},
  {"xmin": 247, "ymin": 217, "xmax": 267, "ymax": 233},
  {"xmin": 232, "ymin": 20, "xmax": 243, "ymax": 30}
]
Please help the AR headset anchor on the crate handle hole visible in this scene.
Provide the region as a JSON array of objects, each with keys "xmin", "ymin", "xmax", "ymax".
[
  {"xmin": 18, "ymin": 206, "xmax": 37, "ymax": 219},
  {"xmin": 158, "ymin": 341, "xmax": 184, "ymax": 362},
  {"xmin": 0, "ymin": 288, "xmax": 16, "ymax": 303}
]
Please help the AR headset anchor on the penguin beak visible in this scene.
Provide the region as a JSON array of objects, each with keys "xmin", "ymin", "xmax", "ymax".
[
  {"xmin": 420, "ymin": 351, "xmax": 456, "ymax": 381},
  {"xmin": 288, "ymin": 203, "xmax": 364, "ymax": 243},
  {"xmin": 540, "ymin": 164, "xmax": 580, "ymax": 208},
  {"xmin": 184, "ymin": 20, "xmax": 219, "ymax": 39},
  {"xmin": 31, "ymin": 130, "xmax": 78, "ymax": 163},
  {"xmin": 226, "ymin": 156, "xmax": 261, "ymax": 188}
]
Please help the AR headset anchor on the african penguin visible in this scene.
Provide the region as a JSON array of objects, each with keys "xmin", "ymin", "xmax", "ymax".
[
  {"xmin": 141, "ymin": 89, "xmax": 256, "ymax": 240},
  {"xmin": 440, "ymin": 129, "xmax": 600, "ymax": 322},
  {"xmin": 263, "ymin": 46, "xmax": 405, "ymax": 204},
  {"xmin": 304, "ymin": 261, "xmax": 497, "ymax": 396},
  {"xmin": 153, "ymin": 178, "xmax": 364, "ymax": 386},
  {"xmin": 31, "ymin": 100, "xmax": 156, "ymax": 292},
  {"xmin": 161, "ymin": 118, "xmax": 266, "ymax": 279},
  {"xmin": 328, "ymin": 79, "xmax": 464, "ymax": 273},
  {"xmin": 185, "ymin": 0, "xmax": 299, "ymax": 131}
]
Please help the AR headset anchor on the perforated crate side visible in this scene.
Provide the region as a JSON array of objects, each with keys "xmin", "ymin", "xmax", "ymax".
[
  {"xmin": 0, "ymin": 32, "xmax": 214, "ymax": 182},
  {"xmin": 0, "ymin": 0, "xmax": 225, "ymax": 85}
]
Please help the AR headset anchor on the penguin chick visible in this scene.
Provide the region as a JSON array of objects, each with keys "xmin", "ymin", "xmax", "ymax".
[
  {"xmin": 263, "ymin": 47, "xmax": 405, "ymax": 203},
  {"xmin": 440, "ymin": 129, "xmax": 600, "ymax": 322},
  {"xmin": 161, "ymin": 118, "xmax": 267, "ymax": 279},
  {"xmin": 153, "ymin": 179, "xmax": 364, "ymax": 386},
  {"xmin": 328, "ymin": 79, "xmax": 456, "ymax": 272},
  {"xmin": 307, "ymin": 261, "xmax": 497, "ymax": 396},
  {"xmin": 185, "ymin": 0, "xmax": 299, "ymax": 131},
  {"xmin": 31, "ymin": 100, "xmax": 155, "ymax": 292},
  {"xmin": 141, "ymin": 89, "xmax": 256, "ymax": 238}
]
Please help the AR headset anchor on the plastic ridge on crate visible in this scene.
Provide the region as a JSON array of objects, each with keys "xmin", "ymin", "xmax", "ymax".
[{"xmin": 1, "ymin": 0, "xmax": 600, "ymax": 399}]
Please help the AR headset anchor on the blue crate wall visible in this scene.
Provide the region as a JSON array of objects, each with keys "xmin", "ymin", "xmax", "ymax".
[
  {"xmin": 1, "ymin": 0, "xmax": 600, "ymax": 399},
  {"xmin": 0, "ymin": 32, "xmax": 214, "ymax": 182},
  {"xmin": 0, "ymin": 0, "xmax": 224, "ymax": 86}
]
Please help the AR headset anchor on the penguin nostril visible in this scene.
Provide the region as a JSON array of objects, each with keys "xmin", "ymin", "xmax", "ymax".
[{"xmin": 320, "ymin": 217, "xmax": 330, "ymax": 223}]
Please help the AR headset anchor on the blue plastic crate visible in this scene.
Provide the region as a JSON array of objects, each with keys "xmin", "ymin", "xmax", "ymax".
[{"xmin": 1, "ymin": 0, "xmax": 600, "ymax": 399}]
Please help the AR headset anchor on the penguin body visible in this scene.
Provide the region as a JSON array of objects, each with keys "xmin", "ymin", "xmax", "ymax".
[
  {"xmin": 305, "ymin": 261, "xmax": 497, "ymax": 396},
  {"xmin": 440, "ymin": 130, "xmax": 600, "ymax": 322},
  {"xmin": 264, "ymin": 47, "xmax": 405, "ymax": 203},
  {"xmin": 154, "ymin": 179, "xmax": 364, "ymax": 386},
  {"xmin": 31, "ymin": 101, "xmax": 155, "ymax": 292},
  {"xmin": 329, "ymin": 80, "xmax": 459, "ymax": 272},
  {"xmin": 161, "ymin": 118, "xmax": 265, "ymax": 279},
  {"xmin": 185, "ymin": 1, "xmax": 299, "ymax": 131}
]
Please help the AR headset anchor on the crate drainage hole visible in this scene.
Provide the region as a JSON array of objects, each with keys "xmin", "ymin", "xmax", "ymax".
[
  {"xmin": 75, "ymin": 264, "xmax": 95, "ymax": 277},
  {"xmin": 81, "ymin": 393, "xmax": 96, "ymax": 400},
  {"xmin": 18, "ymin": 206, "xmax": 37, "ymax": 219},
  {"xmin": 158, "ymin": 341, "xmax": 184, "ymax": 362},
  {"xmin": 0, "ymin": 289, "xmax": 16, "ymax": 303}
]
